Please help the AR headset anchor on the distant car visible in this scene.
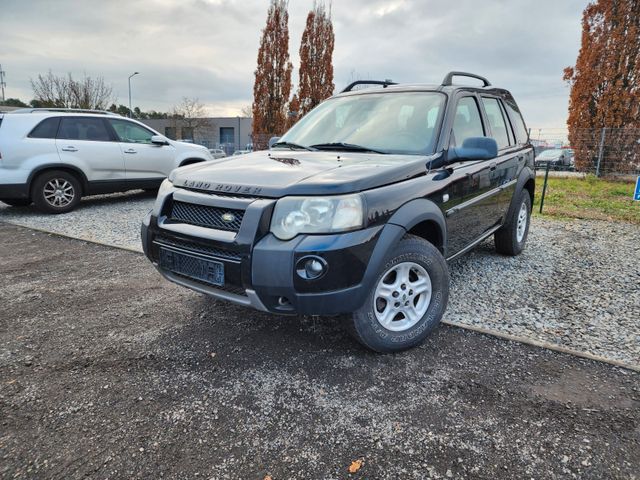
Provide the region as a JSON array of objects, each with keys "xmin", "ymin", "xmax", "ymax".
[
  {"xmin": 535, "ymin": 149, "xmax": 573, "ymax": 171},
  {"xmin": 0, "ymin": 108, "xmax": 214, "ymax": 213},
  {"xmin": 232, "ymin": 149, "xmax": 251, "ymax": 156},
  {"xmin": 209, "ymin": 148, "xmax": 226, "ymax": 159}
]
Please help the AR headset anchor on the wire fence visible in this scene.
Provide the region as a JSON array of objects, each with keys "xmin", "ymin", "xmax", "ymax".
[{"xmin": 530, "ymin": 127, "xmax": 640, "ymax": 178}]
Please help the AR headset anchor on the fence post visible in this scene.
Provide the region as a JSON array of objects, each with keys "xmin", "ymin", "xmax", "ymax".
[
  {"xmin": 596, "ymin": 127, "xmax": 606, "ymax": 177},
  {"xmin": 539, "ymin": 161, "xmax": 551, "ymax": 214}
]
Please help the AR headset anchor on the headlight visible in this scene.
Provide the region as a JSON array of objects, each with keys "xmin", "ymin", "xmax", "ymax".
[
  {"xmin": 152, "ymin": 178, "xmax": 174, "ymax": 215},
  {"xmin": 270, "ymin": 194, "xmax": 364, "ymax": 240}
]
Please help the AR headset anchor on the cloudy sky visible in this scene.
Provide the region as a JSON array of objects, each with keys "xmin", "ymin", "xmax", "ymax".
[{"xmin": 1, "ymin": 0, "xmax": 586, "ymax": 128}]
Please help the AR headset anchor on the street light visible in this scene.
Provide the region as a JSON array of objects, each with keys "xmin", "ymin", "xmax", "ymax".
[{"xmin": 128, "ymin": 72, "xmax": 139, "ymax": 118}]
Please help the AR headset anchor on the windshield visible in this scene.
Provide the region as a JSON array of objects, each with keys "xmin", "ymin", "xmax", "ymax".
[
  {"xmin": 538, "ymin": 149, "xmax": 563, "ymax": 159},
  {"xmin": 278, "ymin": 92, "xmax": 446, "ymax": 155}
]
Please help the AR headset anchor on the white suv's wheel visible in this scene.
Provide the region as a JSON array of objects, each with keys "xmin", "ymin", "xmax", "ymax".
[
  {"xmin": 32, "ymin": 170, "xmax": 81, "ymax": 214},
  {"xmin": 348, "ymin": 235, "xmax": 450, "ymax": 353}
]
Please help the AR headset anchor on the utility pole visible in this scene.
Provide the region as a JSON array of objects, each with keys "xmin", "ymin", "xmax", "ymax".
[
  {"xmin": 128, "ymin": 72, "xmax": 139, "ymax": 118},
  {"xmin": 0, "ymin": 65, "xmax": 6, "ymax": 102}
]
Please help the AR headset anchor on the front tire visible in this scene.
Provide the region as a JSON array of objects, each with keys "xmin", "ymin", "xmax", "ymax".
[
  {"xmin": 32, "ymin": 170, "xmax": 82, "ymax": 214},
  {"xmin": 494, "ymin": 189, "xmax": 531, "ymax": 256},
  {"xmin": 348, "ymin": 235, "xmax": 450, "ymax": 353}
]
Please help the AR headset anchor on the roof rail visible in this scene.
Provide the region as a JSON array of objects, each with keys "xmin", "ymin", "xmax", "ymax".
[
  {"xmin": 341, "ymin": 80, "xmax": 397, "ymax": 93},
  {"xmin": 10, "ymin": 108, "xmax": 119, "ymax": 115},
  {"xmin": 441, "ymin": 71, "xmax": 491, "ymax": 87}
]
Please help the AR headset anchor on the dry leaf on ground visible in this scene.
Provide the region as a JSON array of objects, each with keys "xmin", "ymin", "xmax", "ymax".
[{"xmin": 348, "ymin": 459, "xmax": 364, "ymax": 473}]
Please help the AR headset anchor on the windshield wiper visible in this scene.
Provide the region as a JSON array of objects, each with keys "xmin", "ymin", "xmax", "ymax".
[
  {"xmin": 271, "ymin": 141, "xmax": 317, "ymax": 151},
  {"xmin": 310, "ymin": 142, "xmax": 388, "ymax": 154}
]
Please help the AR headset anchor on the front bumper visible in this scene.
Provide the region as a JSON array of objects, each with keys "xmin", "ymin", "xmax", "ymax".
[{"xmin": 141, "ymin": 188, "xmax": 404, "ymax": 316}]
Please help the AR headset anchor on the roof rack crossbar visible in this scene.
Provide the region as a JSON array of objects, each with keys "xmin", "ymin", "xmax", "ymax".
[
  {"xmin": 441, "ymin": 71, "xmax": 491, "ymax": 87},
  {"xmin": 341, "ymin": 80, "xmax": 397, "ymax": 93}
]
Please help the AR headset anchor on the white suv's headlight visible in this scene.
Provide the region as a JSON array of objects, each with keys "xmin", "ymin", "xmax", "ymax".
[{"xmin": 270, "ymin": 194, "xmax": 365, "ymax": 240}]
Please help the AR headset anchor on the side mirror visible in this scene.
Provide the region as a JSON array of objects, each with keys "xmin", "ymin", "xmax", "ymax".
[
  {"xmin": 449, "ymin": 137, "xmax": 498, "ymax": 162},
  {"xmin": 151, "ymin": 135, "xmax": 170, "ymax": 146},
  {"xmin": 268, "ymin": 136, "xmax": 281, "ymax": 149}
]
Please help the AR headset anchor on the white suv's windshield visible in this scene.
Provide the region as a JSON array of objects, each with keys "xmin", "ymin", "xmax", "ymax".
[{"xmin": 278, "ymin": 92, "xmax": 446, "ymax": 155}]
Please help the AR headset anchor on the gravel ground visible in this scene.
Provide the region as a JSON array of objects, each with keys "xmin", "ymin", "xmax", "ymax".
[
  {"xmin": 1, "ymin": 193, "xmax": 639, "ymax": 369},
  {"xmin": 0, "ymin": 190, "xmax": 155, "ymax": 251},
  {"xmin": 1, "ymin": 223, "xmax": 638, "ymax": 480}
]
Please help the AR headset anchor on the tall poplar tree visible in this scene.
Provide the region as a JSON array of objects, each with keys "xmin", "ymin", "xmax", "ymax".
[
  {"xmin": 563, "ymin": 0, "xmax": 640, "ymax": 172},
  {"xmin": 294, "ymin": 2, "xmax": 335, "ymax": 122},
  {"xmin": 252, "ymin": 0, "xmax": 293, "ymax": 146}
]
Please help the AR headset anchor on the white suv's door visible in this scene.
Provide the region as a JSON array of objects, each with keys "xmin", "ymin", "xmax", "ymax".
[
  {"xmin": 56, "ymin": 117, "xmax": 126, "ymax": 181},
  {"xmin": 107, "ymin": 119, "xmax": 176, "ymax": 179}
]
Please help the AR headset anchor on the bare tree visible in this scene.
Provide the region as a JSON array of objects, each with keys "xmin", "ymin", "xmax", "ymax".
[
  {"xmin": 170, "ymin": 97, "xmax": 214, "ymax": 142},
  {"xmin": 240, "ymin": 105, "xmax": 253, "ymax": 118},
  {"xmin": 31, "ymin": 71, "xmax": 113, "ymax": 109}
]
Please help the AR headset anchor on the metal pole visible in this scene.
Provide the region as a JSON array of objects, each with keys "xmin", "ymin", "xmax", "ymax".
[
  {"xmin": 539, "ymin": 161, "xmax": 551, "ymax": 214},
  {"xmin": 128, "ymin": 72, "xmax": 139, "ymax": 118},
  {"xmin": 596, "ymin": 127, "xmax": 606, "ymax": 177},
  {"xmin": 237, "ymin": 116, "xmax": 241, "ymax": 151},
  {"xmin": 0, "ymin": 65, "xmax": 6, "ymax": 102}
]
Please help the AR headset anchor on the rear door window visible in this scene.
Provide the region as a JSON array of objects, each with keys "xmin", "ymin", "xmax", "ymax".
[
  {"xmin": 58, "ymin": 117, "xmax": 112, "ymax": 141},
  {"xmin": 451, "ymin": 97, "xmax": 484, "ymax": 147},
  {"xmin": 29, "ymin": 117, "xmax": 61, "ymax": 139},
  {"xmin": 481, "ymin": 97, "xmax": 511, "ymax": 149}
]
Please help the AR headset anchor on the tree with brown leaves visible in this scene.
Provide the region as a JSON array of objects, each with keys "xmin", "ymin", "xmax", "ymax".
[
  {"xmin": 563, "ymin": 0, "xmax": 640, "ymax": 172},
  {"xmin": 252, "ymin": 0, "xmax": 293, "ymax": 148},
  {"xmin": 294, "ymin": 2, "xmax": 335, "ymax": 122}
]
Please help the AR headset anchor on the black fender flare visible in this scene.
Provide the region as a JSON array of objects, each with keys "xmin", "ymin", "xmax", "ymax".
[
  {"xmin": 387, "ymin": 198, "xmax": 447, "ymax": 255},
  {"xmin": 505, "ymin": 167, "xmax": 535, "ymax": 222},
  {"xmin": 351, "ymin": 199, "xmax": 447, "ymax": 310}
]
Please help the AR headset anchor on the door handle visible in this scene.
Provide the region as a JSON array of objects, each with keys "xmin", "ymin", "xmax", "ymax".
[
  {"xmin": 61, "ymin": 146, "xmax": 77, "ymax": 152},
  {"xmin": 489, "ymin": 162, "xmax": 497, "ymax": 171},
  {"xmin": 124, "ymin": 149, "xmax": 137, "ymax": 154}
]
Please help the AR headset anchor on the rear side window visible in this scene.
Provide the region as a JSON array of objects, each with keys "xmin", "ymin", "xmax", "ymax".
[
  {"xmin": 481, "ymin": 97, "xmax": 511, "ymax": 149},
  {"xmin": 28, "ymin": 117, "xmax": 61, "ymax": 139},
  {"xmin": 58, "ymin": 117, "xmax": 112, "ymax": 141},
  {"xmin": 451, "ymin": 97, "xmax": 484, "ymax": 147},
  {"xmin": 504, "ymin": 100, "xmax": 529, "ymax": 144}
]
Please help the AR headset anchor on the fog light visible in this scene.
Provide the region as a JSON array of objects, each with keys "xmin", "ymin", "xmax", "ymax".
[{"xmin": 296, "ymin": 256, "xmax": 328, "ymax": 280}]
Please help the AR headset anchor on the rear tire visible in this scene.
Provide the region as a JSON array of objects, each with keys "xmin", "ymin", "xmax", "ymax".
[
  {"xmin": 0, "ymin": 198, "xmax": 31, "ymax": 207},
  {"xmin": 494, "ymin": 190, "xmax": 531, "ymax": 256},
  {"xmin": 32, "ymin": 170, "xmax": 82, "ymax": 214},
  {"xmin": 347, "ymin": 235, "xmax": 450, "ymax": 353}
]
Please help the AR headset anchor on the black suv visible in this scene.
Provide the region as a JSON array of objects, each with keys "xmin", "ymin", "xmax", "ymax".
[{"xmin": 141, "ymin": 72, "xmax": 535, "ymax": 353}]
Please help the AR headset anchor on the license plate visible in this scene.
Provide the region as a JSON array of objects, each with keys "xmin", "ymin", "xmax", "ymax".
[{"xmin": 159, "ymin": 248, "xmax": 224, "ymax": 286}]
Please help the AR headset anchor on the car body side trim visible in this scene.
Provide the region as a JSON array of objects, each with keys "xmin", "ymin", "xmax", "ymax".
[
  {"xmin": 446, "ymin": 224, "xmax": 502, "ymax": 262},
  {"xmin": 446, "ymin": 179, "xmax": 517, "ymax": 217}
]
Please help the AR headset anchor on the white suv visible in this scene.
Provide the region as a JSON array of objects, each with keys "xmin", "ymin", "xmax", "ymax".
[{"xmin": 0, "ymin": 109, "xmax": 214, "ymax": 213}]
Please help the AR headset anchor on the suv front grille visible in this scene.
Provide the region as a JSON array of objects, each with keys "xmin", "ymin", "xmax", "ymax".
[
  {"xmin": 154, "ymin": 235, "xmax": 241, "ymax": 261},
  {"xmin": 169, "ymin": 201, "xmax": 244, "ymax": 232}
]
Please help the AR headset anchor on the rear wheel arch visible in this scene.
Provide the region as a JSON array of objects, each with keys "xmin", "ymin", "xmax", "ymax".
[{"xmin": 28, "ymin": 165, "xmax": 88, "ymax": 196}]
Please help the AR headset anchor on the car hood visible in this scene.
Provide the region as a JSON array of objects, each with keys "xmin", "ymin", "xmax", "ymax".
[
  {"xmin": 170, "ymin": 140, "xmax": 212, "ymax": 157},
  {"xmin": 170, "ymin": 150, "xmax": 437, "ymax": 197}
]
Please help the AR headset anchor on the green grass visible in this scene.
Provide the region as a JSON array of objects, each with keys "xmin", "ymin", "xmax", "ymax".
[{"xmin": 533, "ymin": 175, "xmax": 640, "ymax": 224}]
